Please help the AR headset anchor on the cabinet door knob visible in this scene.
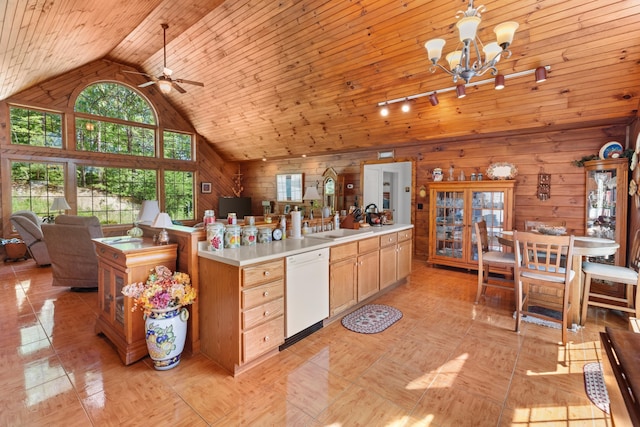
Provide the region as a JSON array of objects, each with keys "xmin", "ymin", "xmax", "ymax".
[
  {"xmin": 264, "ymin": 335, "xmax": 270, "ymax": 342},
  {"xmin": 263, "ymin": 270, "xmax": 270, "ymax": 276},
  {"xmin": 264, "ymin": 310, "xmax": 270, "ymax": 317},
  {"xmin": 263, "ymin": 291, "xmax": 269, "ymax": 297}
]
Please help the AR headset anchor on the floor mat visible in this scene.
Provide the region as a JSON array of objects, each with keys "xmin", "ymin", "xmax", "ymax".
[{"xmin": 584, "ymin": 362, "xmax": 610, "ymax": 414}]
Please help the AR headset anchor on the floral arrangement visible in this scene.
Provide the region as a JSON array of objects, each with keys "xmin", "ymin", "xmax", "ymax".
[{"xmin": 121, "ymin": 265, "xmax": 196, "ymax": 316}]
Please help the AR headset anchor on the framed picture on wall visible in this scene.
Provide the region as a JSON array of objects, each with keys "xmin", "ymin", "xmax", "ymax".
[
  {"xmin": 201, "ymin": 182, "xmax": 212, "ymax": 194},
  {"xmin": 284, "ymin": 204, "xmax": 291, "ymax": 214}
]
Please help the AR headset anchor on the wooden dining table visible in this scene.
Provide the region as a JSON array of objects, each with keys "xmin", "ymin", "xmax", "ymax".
[{"xmin": 498, "ymin": 230, "xmax": 620, "ymax": 325}]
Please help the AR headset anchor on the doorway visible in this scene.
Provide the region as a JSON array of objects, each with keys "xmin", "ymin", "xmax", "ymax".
[{"xmin": 362, "ymin": 161, "xmax": 413, "ymax": 224}]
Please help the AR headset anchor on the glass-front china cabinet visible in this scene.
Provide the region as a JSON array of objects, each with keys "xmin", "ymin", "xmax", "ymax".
[
  {"xmin": 428, "ymin": 181, "xmax": 515, "ymax": 270},
  {"xmin": 584, "ymin": 158, "xmax": 628, "ymax": 266}
]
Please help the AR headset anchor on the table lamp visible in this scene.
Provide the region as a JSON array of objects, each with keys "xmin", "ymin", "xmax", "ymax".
[
  {"xmin": 137, "ymin": 200, "xmax": 160, "ymax": 225},
  {"xmin": 51, "ymin": 197, "xmax": 71, "ymax": 216},
  {"xmin": 302, "ymin": 186, "xmax": 321, "ymax": 220},
  {"xmin": 152, "ymin": 212, "xmax": 173, "ymax": 245}
]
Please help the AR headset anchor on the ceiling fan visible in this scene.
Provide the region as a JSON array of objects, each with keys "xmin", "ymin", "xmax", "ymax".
[{"xmin": 124, "ymin": 24, "xmax": 204, "ymax": 94}]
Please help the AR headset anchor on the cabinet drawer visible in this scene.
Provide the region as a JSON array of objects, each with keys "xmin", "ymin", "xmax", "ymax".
[
  {"xmin": 242, "ymin": 298, "xmax": 284, "ymax": 330},
  {"xmin": 330, "ymin": 241, "xmax": 358, "ymax": 262},
  {"xmin": 242, "ymin": 259, "xmax": 284, "ymax": 287},
  {"xmin": 358, "ymin": 236, "xmax": 379, "ymax": 254},
  {"xmin": 242, "ymin": 279, "xmax": 284, "ymax": 309},
  {"xmin": 242, "ymin": 316, "xmax": 284, "ymax": 362},
  {"xmin": 398, "ymin": 229, "xmax": 412, "ymax": 242},
  {"xmin": 96, "ymin": 245, "xmax": 126, "ymax": 267},
  {"xmin": 379, "ymin": 232, "xmax": 398, "ymax": 247}
]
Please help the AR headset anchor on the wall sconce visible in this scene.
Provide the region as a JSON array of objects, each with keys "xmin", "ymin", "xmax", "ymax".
[
  {"xmin": 418, "ymin": 185, "xmax": 427, "ymax": 198},
  {"xmin": 537, "ymin": 173, "xmax": 551, "ymax": 200}
]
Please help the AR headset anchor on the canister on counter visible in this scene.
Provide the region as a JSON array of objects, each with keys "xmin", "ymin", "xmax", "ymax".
[
  {"xmin": 242, "ymin": 225, "xmax": 258, "ymax": 246},
  {"xmin": 224, "ymin": 225, "xmax": 241, "ymax": 248},
  {"xmin": 227, "ymin": 212, "xmax": 237, "ymax": 225},
  {"xmin": 204, "ymin": 209, "xmax": 216, "ymax": 225},
  {"xmin": 245, "ymin": 215, "xmax": 255, "ymax": 226},
  {"xmin": 206, "ymin": 222, "xmax": 224, "ymax": 251},
  {"xmin": 258, "ymin": 227, "xmax": 272, "ymax": 243}
]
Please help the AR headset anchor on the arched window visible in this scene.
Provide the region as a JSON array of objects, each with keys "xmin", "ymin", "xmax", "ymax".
[{"xmin": 75, "ymin": 82, "xmax": 156, "ymax": 156}]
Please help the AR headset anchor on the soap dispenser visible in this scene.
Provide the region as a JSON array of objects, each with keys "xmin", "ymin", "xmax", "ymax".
[{"xmin": 334, "ymin": 212, "xmax": 340, "ymax": 230}]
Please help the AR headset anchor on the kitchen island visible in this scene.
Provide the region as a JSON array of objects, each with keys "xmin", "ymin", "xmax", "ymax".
[{"xmin": 198, "ymin": 224, "xmax": 413, "ymax": 376}]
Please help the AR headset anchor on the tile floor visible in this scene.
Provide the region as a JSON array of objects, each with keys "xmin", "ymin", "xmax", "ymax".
[{"xmin": 0, "ymin": 258, "xmax": 628, "ymax": 426}]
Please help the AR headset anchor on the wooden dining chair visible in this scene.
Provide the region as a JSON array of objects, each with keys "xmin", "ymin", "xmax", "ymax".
[
  {"xmin": 513, "ymin": 230, "xmax": 575, "ymax": 345},
  {"xmin": 474, "ymin": 220, "xmax": 516, "ymax": 305},
  {"xmin": 580, "ymin": 229, "xmax": 640, "ymax": 325}
]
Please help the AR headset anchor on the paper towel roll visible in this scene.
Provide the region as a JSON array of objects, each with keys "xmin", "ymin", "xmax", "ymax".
[{"xmin": 290, "ymin": 210, "xmax": 302, "ymax": 239}]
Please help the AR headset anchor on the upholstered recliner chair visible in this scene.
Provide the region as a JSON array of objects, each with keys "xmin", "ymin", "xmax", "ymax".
[
  {"xmin": 9, "ymin": 210, "xmax": 51, "ymax": 266},
  {"xmin": 41, "ymin": 215, "xmax": 103, "ymax": 290}
]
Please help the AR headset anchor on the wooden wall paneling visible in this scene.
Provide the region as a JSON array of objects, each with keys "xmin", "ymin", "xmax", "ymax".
[{"xmin": 240, "ymin": 124, "xmax": 628, "ymax": 259}]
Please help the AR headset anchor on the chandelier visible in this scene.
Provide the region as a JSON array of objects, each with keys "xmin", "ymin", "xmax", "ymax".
[{"xmin": 424, "ymin": 0, "xmax": 519, "ymax": 85}]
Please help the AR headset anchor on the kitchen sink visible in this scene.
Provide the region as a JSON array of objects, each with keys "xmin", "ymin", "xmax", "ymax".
[{"xmin": 305, "ymin": 228, "xmax": 373, "ymax": 241}]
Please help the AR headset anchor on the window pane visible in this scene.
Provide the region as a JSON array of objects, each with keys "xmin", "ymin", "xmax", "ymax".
[
  {"xmin": 10, "ymin": 107, "xmax": 62, "ymax": 148},
  {"xmin": 76, "ymin": 166, "xmax": 157, "ymax": 224},
  {"xmin": 76, "ymin": 118, "xmax": 155, "ymax": 157},
  {"xmin": 164, "ymin": 170, "xmax": 194, "ymax": 221},
  {"xmin": 11, "ymin": 161, "xmax": 65, "ymax": 219},
  {"xmin": 164, "ymin": 131, "xmax": 193, "ymax": 160},
  {"xmin": 75, "ymin": 83, "xmax": 155, "ymax": 124}
]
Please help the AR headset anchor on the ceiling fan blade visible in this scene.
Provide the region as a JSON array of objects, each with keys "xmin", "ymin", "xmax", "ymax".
[
  {"xmin": 138, "ymin": 81, "xmax": 156, "ymax": 88},
  {"xmin": 172, "ymin": 82, "xmax": 187, "ymax": 94},
  {"xmin": 175, "ymin": 79, "xmax": 204, "ymax": 87}
]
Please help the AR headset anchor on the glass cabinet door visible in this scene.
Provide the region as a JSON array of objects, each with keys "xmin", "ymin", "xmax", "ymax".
[
  {"xmin": 434, "ymin": 190, "xmax": 465, "ymax": 260},
  {"xmin": 471, "ymin": 190, "xmax": 506, "ymax": 261},
  {"xmin": 585, "ymin": 169, "xmax": 617, "ymax": 240},
  {"xmin": 584, "ymin": 158, "xmax": 628, "ymax": 266}
]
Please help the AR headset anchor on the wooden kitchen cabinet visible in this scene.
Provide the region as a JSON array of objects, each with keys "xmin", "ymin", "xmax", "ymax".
[
  {"xmin": 199, "ymin": 257, "xmax": 285, "ymax": 376},
  {"xmin": 94, "ymin": 238, "xmax": 177, "ymax": 365},
  {"xmin": 329, "ymin": 236, "xmax": 380, "ymax": 316},
  {"xmin": 329, "ymin": 241, "xmax": 358, "ymax": 317},
  {"xmin": 357, "ymin": 236, "xmax": 380, "ymax": 300},
  {"xmin": 428, "ymin": 180, "xmax": 514, "ymax": 270},
  {"xmin": 380, "ymin": 229, "xmax": 413, "ymax": 289}
]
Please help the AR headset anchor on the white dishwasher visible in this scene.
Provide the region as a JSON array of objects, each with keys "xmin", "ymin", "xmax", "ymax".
[{"xmin": 284, "ymin": 247, "xmax": 329, "ymax": 341}]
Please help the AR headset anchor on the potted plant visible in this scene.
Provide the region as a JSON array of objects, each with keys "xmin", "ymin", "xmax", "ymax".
[{"xmin": 122, "ymin": 265, "xmax": 196, "ymax": 370}]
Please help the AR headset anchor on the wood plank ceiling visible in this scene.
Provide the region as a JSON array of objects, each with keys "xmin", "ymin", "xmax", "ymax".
[{"xmin": 1, "ymin": 0, "xmax": 639, "ymax": 162}]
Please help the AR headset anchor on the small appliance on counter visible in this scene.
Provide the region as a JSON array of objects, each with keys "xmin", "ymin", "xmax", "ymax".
[{"xmin": 365, "ymin": 203, "xmax": 385, "ymax": 226}]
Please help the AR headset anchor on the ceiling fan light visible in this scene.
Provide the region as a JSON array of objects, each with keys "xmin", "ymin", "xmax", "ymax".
[
  {"xmin": 456, "ymin": 16, "xmax": 481, "ymax": 42},
  {"xmin": 494, "ymin": 74, "xmax": 505, "ymax": 90},
  {"xmin": 535, "ymin": 66, "xmax": 547, "ymax": 83},
  {"xmin": 158, "ymin": 80, "xmax": 172, "ymax": 94},
  {"xmin": 494, "ymin": 21, "xmax": 519, "ymax": 49}
]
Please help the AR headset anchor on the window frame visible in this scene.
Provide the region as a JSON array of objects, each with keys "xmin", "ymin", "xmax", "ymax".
[{"xmin": 3, "ymin": 81, "xmax": 198, "ymax": 233}]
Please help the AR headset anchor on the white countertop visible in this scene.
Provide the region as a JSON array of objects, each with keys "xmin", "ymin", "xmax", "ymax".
[{"xmin": 198, "ymin": 224, "xmax": 413, "ymax": 266}]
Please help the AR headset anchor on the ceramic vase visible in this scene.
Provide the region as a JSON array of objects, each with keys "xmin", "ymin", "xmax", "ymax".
[{"xmin": 144, "ymin": 306, "xmax": 189, "ymax": 370}]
